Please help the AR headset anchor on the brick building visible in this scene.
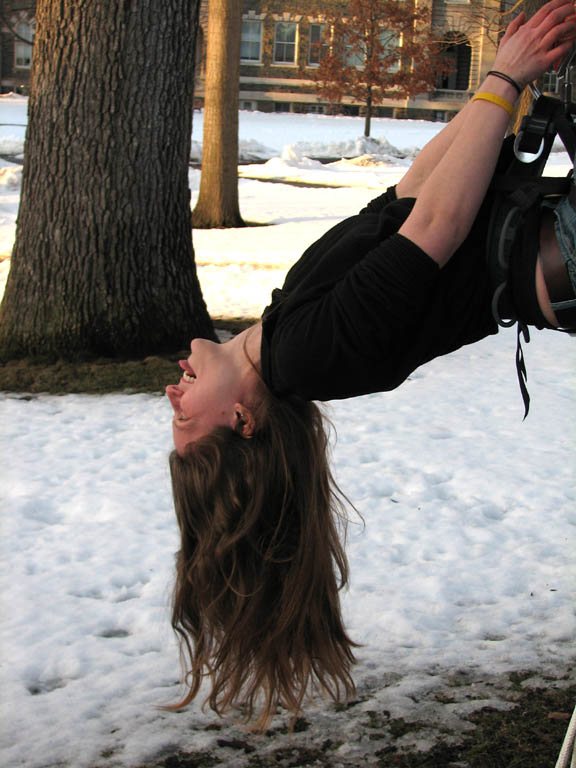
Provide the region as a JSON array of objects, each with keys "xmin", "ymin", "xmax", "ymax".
[
  {"xmin": 0, "ymin": 0, "xmax": 35, "ymax": 94},
  {"xmin": 1, "ymin": 0, "xmax": 548, "ymax": 120},
  {"xmin": 195, "ymin": 0, "xmax": 506, "ymax": 121}
]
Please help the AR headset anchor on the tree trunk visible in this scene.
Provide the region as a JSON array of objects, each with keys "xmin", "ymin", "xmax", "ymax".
[
  {"xmin": 0, "ymin": 0, "xmax": 215, "ymax": 361},
  {"xmin": 191, "ymin": 0, "xmax": 244, "ymax": 228},
  {"xmin": 364, "ymin": 89, "xmax": 373, "ymax": 137}
]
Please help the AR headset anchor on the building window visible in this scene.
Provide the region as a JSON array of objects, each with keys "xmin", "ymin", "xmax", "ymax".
[
  {"xmin": 436, "ymin": 33, "xmax": 471, "ymax": 91},
  {"xmin": 274, "ymin": 22, "xmax": 297, "ymax": 64},
  {"xmin": 379, "ymin": 29, "xmax": 401, "ymax": 73},
  {"xmin": 344, "ymin": 34, "xmax": 364, "ymax": 68},
  {"xmin": 241, "ymin": 20, "xmax": 262, "ymax": 62},
  {"xmin": 14, "ymin": 22, "xmax": 33, "ymax": 69},
  {"xmin": 308, "ymin": 23, "xmax": 328, "ymax": 66}
]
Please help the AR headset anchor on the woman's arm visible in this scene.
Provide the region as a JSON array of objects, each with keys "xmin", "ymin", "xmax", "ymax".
[
  {"xmin": 398, "ymin": 0, "xmax": 576, "ymax": 267},
  {"xmin": 396, "ymin": 108, "xmax": 469, "ymax": 199}
]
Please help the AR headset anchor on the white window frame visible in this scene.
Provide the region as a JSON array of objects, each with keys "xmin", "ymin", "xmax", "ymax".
[
  {"xmin": 273, "ymin": 21, "xmax": 298, "ymax": 65},
  {"xmin": 379, "ymin": 29, "xmax": 402, "ymax": 73},
  {"xmin": 14, "ymin": 21, "xmax": 33, "ymax": 69},
  {"xmin": 308, "ymin": 23, "xmax": 328, "ymax": 66},
  {"xmin": 240, "ymin": 20, "xmax": 263, "ymax": 63},
  {"xmin": 344, "ymin": 33, "xmax": 364, "ymax": 68}
]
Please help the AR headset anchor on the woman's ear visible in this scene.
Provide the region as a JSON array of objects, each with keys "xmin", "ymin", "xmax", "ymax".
[{"xmin": 233, "ymin": 403, "xmax": 256, "ymax": 438}]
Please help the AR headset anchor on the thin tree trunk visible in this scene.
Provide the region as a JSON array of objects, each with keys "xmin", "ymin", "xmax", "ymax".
[
  {"xmin": 364, "ymin": 89, "xmax": 373, "ymax": 137},
  {"xmin": 192, "ymin": 0, "xmax": 244, "ymax": 228},
  {"xmin": 0, "ymin": 0, "xmax": 215, "ymax": 361}
]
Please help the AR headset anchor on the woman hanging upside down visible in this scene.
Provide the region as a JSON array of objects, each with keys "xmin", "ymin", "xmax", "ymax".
[{"xmin": 165, "ymin": 0, "xmax": 576, "ymax": 728}]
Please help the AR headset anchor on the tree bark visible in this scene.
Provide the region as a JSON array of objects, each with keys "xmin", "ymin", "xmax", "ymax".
[
  {"xmin": 0, "ymin": 0, "xmax": 215, "ymax": 361},
  {"xmin": 191, "ymin": 0, "xmax": 244, "ymax": 228}
]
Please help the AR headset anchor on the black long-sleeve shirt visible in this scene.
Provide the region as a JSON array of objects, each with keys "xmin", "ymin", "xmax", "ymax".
[{"xmin": 261, "ymin": 187, "xmax": 498, "ymax": 401}]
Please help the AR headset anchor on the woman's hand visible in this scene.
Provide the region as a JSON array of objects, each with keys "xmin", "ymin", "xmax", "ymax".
[
  {"xmin": 398, "ymin": 0, "xmax": 576, "ymax": 268},
  {"xmin": 494, "ymin": 0, "xmax": 576, "ymax": 88}
]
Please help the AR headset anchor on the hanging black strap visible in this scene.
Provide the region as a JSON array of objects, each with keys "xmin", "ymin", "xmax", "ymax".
[{"xmin": 515, "ymin": 322, "xmax": 531, "ymax": 419}]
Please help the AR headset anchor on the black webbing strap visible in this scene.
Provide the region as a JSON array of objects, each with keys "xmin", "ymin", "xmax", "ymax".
[
  {"xmin": 515, "ymin": 94, "xmax": 576, "ymax": 167},
  {"xmin": 516, "ymin": 322, "xmax": 531, "ymax": 419},
  {"xmin": 492, "ymin": 176, "xmax": 570, "ymax": 196}
]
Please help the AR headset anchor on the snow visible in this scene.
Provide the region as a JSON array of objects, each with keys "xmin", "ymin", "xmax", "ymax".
[{"xmin": 1, "ymin": 100, "xmax": 575, "ymax": 767}]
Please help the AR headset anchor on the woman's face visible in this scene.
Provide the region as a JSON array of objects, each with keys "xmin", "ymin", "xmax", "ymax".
[{"xmin": 166, "ymin": 338, "xmax": 241, "ymax": 454}]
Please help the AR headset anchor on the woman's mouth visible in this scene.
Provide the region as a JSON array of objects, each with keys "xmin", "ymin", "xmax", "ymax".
[{"xmin": 179, "ymin": 360, "xmax": 197, "ymax": 382}]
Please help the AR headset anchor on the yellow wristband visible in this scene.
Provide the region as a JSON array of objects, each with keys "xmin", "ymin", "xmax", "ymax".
[{"xmin": 471, "ymin": 92, "xmax": 514, "ymax": 118}]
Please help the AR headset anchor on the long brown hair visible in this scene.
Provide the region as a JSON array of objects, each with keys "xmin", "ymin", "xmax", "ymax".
[{"xmin": 168, "ymin": 390, "xmax": 357, "ymax": 728}]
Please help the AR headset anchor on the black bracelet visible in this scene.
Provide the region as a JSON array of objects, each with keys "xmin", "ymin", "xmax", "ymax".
[{"xmin": 487, "ymin": 70, "xmax": 523, "ymax": 96}]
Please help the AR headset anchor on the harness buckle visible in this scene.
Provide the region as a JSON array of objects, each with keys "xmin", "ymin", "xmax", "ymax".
[
  {"xmin": 514, "ymin": 95, "xmax": 560, "ymax": 164},
  {"xmin": 513, "ymin": 131, "xmax": 544, "ymax": 163}
]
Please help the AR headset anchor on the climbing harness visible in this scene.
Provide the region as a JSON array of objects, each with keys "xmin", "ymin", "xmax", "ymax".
[{"xmin": 486, "ymin": 52, "xmax": 576, "ymax": 416}]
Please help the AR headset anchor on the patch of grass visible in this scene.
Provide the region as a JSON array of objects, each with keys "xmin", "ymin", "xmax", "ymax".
[
  {"xmin": 216, "ymin": 738, "xmax": 256, "ymax": 753},
  {"xmin": 247, "ymin": 743, "xmax": 335, "ymax": 767},
  {"xmin": 157, "ymin": 753, "xmax": 220, "ymax": 768},
  {"xmin": 364, "ymin": 710, "xmax": 430, "ymax": 742},
  {"xmin": 460, "ymin": 683, "xmax": 575, "ymax": 768},
  {"xmin": 134, "ymin": 681, "xmax": 574, "ymax": 768},
  {"xmin": 378, "ymin": 681, "xmax": 575, "ymax": 768},
  {"xmin": 0, "ymin": 320, "xmax": 259, "ymax": 395},
  {"xmin": 0, "ymin": 354, "xmax": 182, "ymax": 394},
  {"xmin": 267, "ymin": 716, "xmax": 311, "ymax": 736},
  {"xmin": 190, "ymin": 219, "xmax": 271, "ymax": 229},
  {"xmin": 211, "ymin": 317, "xmax": 259, "ymax": 336},
  {"xmin": 333, "ymin": 697, "xmax": 366, "ymax": 712},
  {"xmin": 376, "ymin": 741, "xmax": 462, "ymax": 767}
]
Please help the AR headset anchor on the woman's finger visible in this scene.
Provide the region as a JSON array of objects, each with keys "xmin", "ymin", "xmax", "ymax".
[
  {"xmin": 541, "ymin": 17, "xmax": 576, "ymax": 52},
  {"xmin": 523, "ymin": 8, "xmax": 572, "ymax": 50},
  {"xmin": 544, "ymin": 36, "xmax": 576, "ymax": 66},
  {"xmin": 528, "ymin": 0, "xmax": 575, "ymax": 28}
]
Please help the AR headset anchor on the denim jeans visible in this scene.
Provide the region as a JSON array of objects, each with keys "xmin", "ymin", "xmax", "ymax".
[{"xmin": 550, "ymin": 195, "xmax": 576, "ymax": 313}]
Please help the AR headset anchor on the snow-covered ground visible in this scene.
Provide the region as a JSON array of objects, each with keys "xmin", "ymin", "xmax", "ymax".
[{"xmin": 1, "ymin": 98, "xmax": 575, "ymax": 768}]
